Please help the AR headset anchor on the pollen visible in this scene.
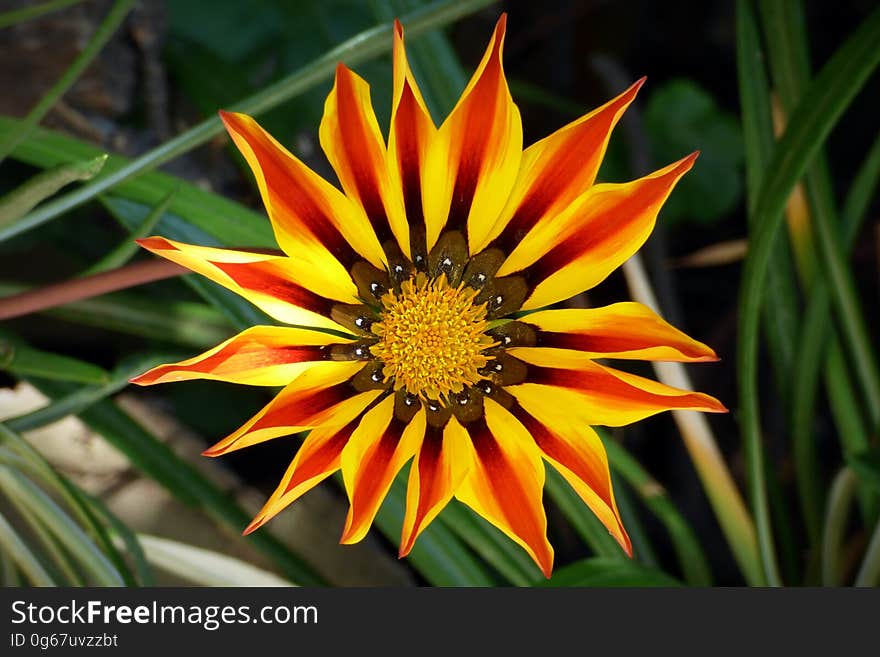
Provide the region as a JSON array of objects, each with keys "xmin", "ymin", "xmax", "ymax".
[{"xmin": 370, "ymin": 273, "xmax": 495, "ymax": 402}]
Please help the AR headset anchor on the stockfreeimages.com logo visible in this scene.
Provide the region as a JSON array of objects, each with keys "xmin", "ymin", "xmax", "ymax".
[{"xmin": 11, "ymin": 599, "xmax": 318, "ymax": 632}]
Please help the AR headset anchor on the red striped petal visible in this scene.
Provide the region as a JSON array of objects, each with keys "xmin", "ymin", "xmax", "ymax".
[
  {"xmin": 244, "ymin": 418, "xmax": 361, "ymax": 534},
  {"xmin": 320, "ymin": 64, "xmax": 409, "ymax": 257},
  {"xmin": 523, "ymin": 302, "xmax": 719, "ymax": 362},
  {"xmin": 339, "ymin": 397, "xmax": 423, "ymax": 544},
  {"xmin": 220, "ymin": 111, "xmax": 385, "ymax": 270},
  {"xmin": 508, "ymin": 348, "xmax": 726, "ymax": 427},
  {"xmin": 130, "ymin": 326, "xmax": 353, "ymax": 386},
  {"xmin": 498, "ymin": 153, "xmax": 697, "ymax": 309},
  {"xmin": 399, "ymin": 417, "xmax": 470, "ymax": 557},
  {"xmin": 137, "ymin": 236, "xmax": 352, "ymax": 333},
  {"xmin": 479, "ymin": 78, "xmax": 644, "ymax": 254},
  {"xmin": 455, "ymin": 398, "xmax": 554, "ymax": 578},
  {"xmin": 202, "ymin": 362, "xmax": 379, "ymax": 456},
  {"xmin": 423, "ymin": 14, "xmax": 522, "ymax": 254},
  {"xmin": 511, "ymin": 404, "xmax": 631, "ymax": 555}
]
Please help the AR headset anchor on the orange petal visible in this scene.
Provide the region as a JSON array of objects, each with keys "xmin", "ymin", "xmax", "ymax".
[
  {"xmin": 423, "ymin": 14, "xmax": 522, "ymax": 254},
  {"xmin": 498, "ymin": 153, "xmax": 698, "ymax": 308},
  {"xmin": 510, "ymin": 403, "xmax": 631, "ymax": 556},
  {"xmin": 130, "ymin": 326, "xmax": 355, "ymax": 386},
  {"xmin": 320, "ymin": 63, "xmax": 410, "ymax": 257},
  {"xmin": 478, "ymin": 78, "xmax": 645, "ymax": 254},
  {"xmin": 454, "ymin": 397, "xmax": 554, "ymax": 578},
  {"xmin": 136, "ymin": 236, "xmax": 355, "ymax": 332},
  {"xmin": 508, "ymin": 348, "xmax": 727, "ymax": 427},
  {"xmin": 339, "ymin": 397, "xmax": 423, "ymax": 544},
  {"xmin": 220, "ymin": 111, "xmax": 386, "ymax": 270},
  {"xmin": 387, "ymin": 19, "xmax": 437, "ymax": 262},
  {"xmin": 522, "ymin": 302, "xmax": 719, "ymax": 362},
  {"xmin": 244, "ymin": 417, "xmax": 362, "ymax": 534},
  {"xmin": 202, "ymin": 361, "xmax": 380, "ymax": 456},
  {"xmin": 399, "ymin": 416, "xmax": 471, "ymax": 557}
]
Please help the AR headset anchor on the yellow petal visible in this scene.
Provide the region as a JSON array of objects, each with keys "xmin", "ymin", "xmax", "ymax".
[
  {"xmin": 339, "ymin": 397, "xmax": 423, "ymax": 544},
  {"xmin": 497, "ymin": 153, "xmax": 697, "ymax": 308},
  {"xmin": 522, "ymin": 302, "xmax": 719, "ymax": 362},
  {"xmin": 202, "ymin": 361, "xmax": 378, "ymax": 456},
  {"xmin": 423, "ymin": 14, "xmax": 522, "ymax": 254},
  {"xmin": 509, "ymin": 403, "xmax": 630, "ymax": 555},
  {"xmin": 130, "ymin": 326, "xmax": 354, "ymax": 386},
  {"xmin": 508, "ymin": 347, "xmax": 727, "ymax": 427},
  {"xmin": 387, "ymin": 19, "xmax": 437, "ymax": 262},
  {"xmin": 137, "ymin": 236, "xmax": 354, "ymax": 332},
  {"xmin": 320, "ymin": 64, "xmax": 410, "ymax": 258},
  {"xmin": 454, "ymin": 397, "xmax": 554, "ymax": 578},
  {"xmin": 220, "ymin": 110, "xmax": 386, "ymax": 270},
  {"xmin": 399, "ymin": 416, "xmax": 471, "ymax": 557},
  {"xmin": 244, "ymin": 418, "xmax": 361, "ymax": 534},
  {"xmin": 476, "ymin": 78, "xmax": 645, "ymax": 254}
]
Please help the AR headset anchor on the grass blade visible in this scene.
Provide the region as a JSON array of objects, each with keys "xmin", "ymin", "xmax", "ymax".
[
  {"xmin": 0, "ymin": 512, "xmax": 55, "ymax": 586},
  {"xmin": 0, "ymin": 465, "xmax": 123, "ymax": 585},
  {"xmin": 0, "ymin": 0, "xmax": 86, "ymax": 29},
  {"xmin": 0, "ymin": 155, "xmax": 106, "ymax": 227},
  {"xmin": 0, "ymin": 331, "xmax": 108, "ymax": 384},
  {"xmin": 736, "ymin": 2, "xmax": 880, "ymax": 586},
  {"xmin": 601, "ymin": 436, "xmax": 712, "ymax": 586},
  {"xmin": 5, "ymin": 355, "xmax": 169, "ymax": 432}
]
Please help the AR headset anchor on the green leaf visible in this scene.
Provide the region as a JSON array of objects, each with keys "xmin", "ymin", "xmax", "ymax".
[
  {"xmin": 0, "ymin": 331, "xmax": 108, "ymax": 384},
  {"xmin": 541, "ymin": 557, "xmax": 682, "ymax": 587},
  {"xmin": 82, "ymin": 188, "xmax": 178, "ymax": 276},
  {"xmin": 0, "ymin": 512, "xmax": 55, "ymax": 586},
  {"xmin": 644, "ymin": 78, "xmax": 743, "ymax": 224},
  {"xmin": 5, "ymin": 354, "xmax": 170, "ymax": 433},
  {"xmin": 736, "ymin": 2, "xmax": 880, "ymax": 586},
  {"xmin": 0, "ymin": 155, "xmax": 107, "ymax": 228},
  {"xmin": 0, "ymin": 465, "xmax": 124, "ymax": 586},
  {"xmin": 846, "ymin": 449, "xmax": 880, "ymax": 495}
]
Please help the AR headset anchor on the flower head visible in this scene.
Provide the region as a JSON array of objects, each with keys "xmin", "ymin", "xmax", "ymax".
[{"xmin": 132, "ymin": 14, "xmax": 726, "ymax": 578}]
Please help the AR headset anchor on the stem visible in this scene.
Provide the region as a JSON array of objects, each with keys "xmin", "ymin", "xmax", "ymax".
[
  {"xmin": 0, "ymin": 0, "xmax": 86, "ymax": 29},
  {"xmin": 854, "ymin": 517, "xmax": 880, "ymax": 586},
  {"xmin": 622, "ymin": 254, "xmax": 764, "ymax": 586},
  {"xmin": 821, "ymin": 467, "xmax": 858, "ymax": 586},
  {"xmin": 0, "ymin": 260, "xmax": 185, "ymax": 320}
]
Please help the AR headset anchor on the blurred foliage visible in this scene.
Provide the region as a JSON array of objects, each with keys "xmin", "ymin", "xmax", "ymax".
[{"xmin": 644, "ymin": 78, "xmax": 744, "ymax": 224}]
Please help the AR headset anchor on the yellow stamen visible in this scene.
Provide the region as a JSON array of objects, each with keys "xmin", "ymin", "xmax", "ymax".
[{"xmin": 370, "ymin": 273, "xmax": 495, "ymax": 401}]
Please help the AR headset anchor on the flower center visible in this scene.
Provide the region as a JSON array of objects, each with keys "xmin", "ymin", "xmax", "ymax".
[{"xmin": 370, "ymin": 273, "xmax": 495, "ymax": 402}]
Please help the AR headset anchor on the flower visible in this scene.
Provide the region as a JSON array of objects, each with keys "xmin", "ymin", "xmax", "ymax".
[{"xmin": 131, "ymin": 14, "xmax": 726, "ymax": 578}]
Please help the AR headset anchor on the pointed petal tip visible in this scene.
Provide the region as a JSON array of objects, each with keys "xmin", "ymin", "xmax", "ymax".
[
  {"xmin": 397, "ymin": 542, "xmax": 413, "ymax": 559},
  {"xmin": 135, "ymin": 236, "xmax": 172, "ymax": 251},
  {"xmin": 393, "ymin": 17, "xmax": 403, "ymax": 35},
  {"xmin": 201, "ymin": 445, "xmax": 223, "ymax": 457},
  {"xmin": 242, "ymin": 517, "xmax": 264, "ymax": 536}
]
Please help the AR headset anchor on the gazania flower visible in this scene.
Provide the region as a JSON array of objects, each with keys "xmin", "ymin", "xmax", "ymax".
[{"xmin": 131, "ymin": 14, "xmax": 725, "ymax": 578}]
